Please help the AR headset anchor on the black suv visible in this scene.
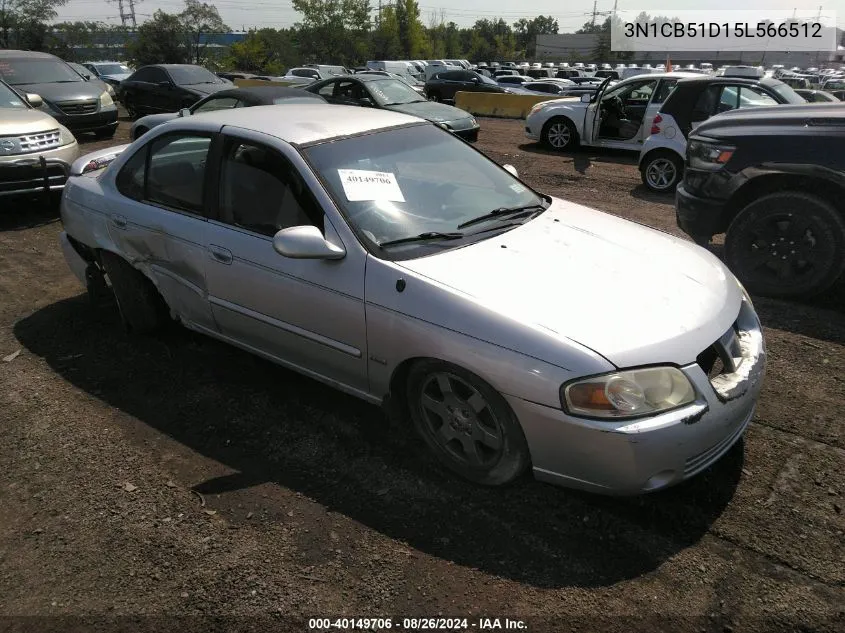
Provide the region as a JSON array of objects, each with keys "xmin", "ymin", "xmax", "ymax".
[
  {"xmin": 676, "ymin": 103, "xmax": 845, "ymax": 298},
  {"xmin": 425, "ymin": 70, "xmax": 507, "ymax": 102}
]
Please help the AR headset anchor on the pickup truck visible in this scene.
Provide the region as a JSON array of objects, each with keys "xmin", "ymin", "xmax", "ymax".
[
  {"xmin": 676, "ymin": 103, "xmax": 845, "ymax": 298},
  {"xmin": 525, "ymin": 72, "xmax": 698, "ymax": 152}
]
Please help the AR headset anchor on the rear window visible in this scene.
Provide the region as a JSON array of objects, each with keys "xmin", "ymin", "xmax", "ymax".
[
  {"xmin": 167, "ymin": 66, "xmax": 224, "ymax": 86},
  {"xmin": 0, "ymin": 58, "xmax": 83, "ymax": 85}
]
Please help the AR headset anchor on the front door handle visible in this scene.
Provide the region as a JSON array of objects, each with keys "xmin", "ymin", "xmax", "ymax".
[{"xmin": 208, "ymin": 244, "xmax": 233, "ymax": 265}]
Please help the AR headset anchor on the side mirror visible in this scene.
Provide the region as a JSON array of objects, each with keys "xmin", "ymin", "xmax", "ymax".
[
  {"xmin": 503, "ymin": 164, "xmax": 518, "ymax": 178},
  {"xmin": 581, "ymin": 93, "xmax": 592, "ymax": 103},
  {"xmin": 472, "ymin": 77, "xmax": 480, "ymax": 83},
  {"xmin": 178, "ymin": 108, "xmax": 191, "ymax": 118},
  {"xmin": 25, "ymin": 93, "xmax": 43, "ymax": 108},
  {"xmin": 273, "ymin": 225, "xmax": 345, "ymax": 260}
]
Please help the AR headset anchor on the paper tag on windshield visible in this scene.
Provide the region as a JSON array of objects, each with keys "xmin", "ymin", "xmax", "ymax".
[
  {"xmin": 338, "ymin": 169, "xmax": 405, "ymax": 202},
  {"xmin": 510, "ymin": 183, "xmax": 526, "ymax": 194}
]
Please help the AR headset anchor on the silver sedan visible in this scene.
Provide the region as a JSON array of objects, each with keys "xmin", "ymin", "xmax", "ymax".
[{"xmin": 58, "ymin": 105, "xmax": 765, "ymax": 494}]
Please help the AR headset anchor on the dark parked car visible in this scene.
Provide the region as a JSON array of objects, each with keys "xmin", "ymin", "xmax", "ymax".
[
  {"xmin": 82, "ymin": 61, "xmax": 133, "ymax": 88},
  {"xmin": 425, "ymin": 70, "xmax": 507, "ymax": 102},
  {"xmin": 676, "ymin": 103, "xmax": 845, "ymax": 298},
  {"xmin": 794, "ymin": 88, "xmax": 840, "ymax": 102},
  {"xmin": 304, "ymin": 74, "xmax": 480, "ymax": 141},
  {"xmin": 0, "ymin": 50, "xmax": 118, "ymax": 138},
  {"xmin": 119, "ymin": 64, "xmax": 232, "ymax": 118},
  {"xmin": 130, "ymin": 85, "xmax": 328, "ymax": 139}
]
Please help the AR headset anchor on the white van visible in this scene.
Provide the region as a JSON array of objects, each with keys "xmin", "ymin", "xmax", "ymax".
[{"xmin": 367, "ymin": 60, "xmax": 414, "ymax": 76}]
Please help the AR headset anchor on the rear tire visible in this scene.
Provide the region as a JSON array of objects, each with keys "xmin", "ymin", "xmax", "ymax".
[
  {"xmin": 124, "ymin": 97, "xmax": 138, "ymax": 119},
  {"xmin": 99, "ymin": 251, "xmax": 169, "ymax": 333},
  {"xmin": 406, "ymin": 359, "xmax": 530, "ymax": 486},
  {"xmin": 542, "ymin": 117, "xmax": 578, "ymax": 151},
  {"xmin": 640, "ymin": 150, "xmax": 683, "ymax": 193},
  {"xmin": 724, "ymin": 191, "xmax": 845, "ymax": 298}
]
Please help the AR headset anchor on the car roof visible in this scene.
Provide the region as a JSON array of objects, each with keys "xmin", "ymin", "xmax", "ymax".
[
  {"xmin": 0, "ymin": 50, "xmax": 59, "ymax": 59},
  {"xmin": 704, "ymin": 102, "xmax": 845, "ymax": 122},
  {"xmin": 186, "ymin": 103, "xmax": 423, "ymax": 145},
  {"xmin": 676, "ymin": 75, "xmax": 782, "ymax": 87}
]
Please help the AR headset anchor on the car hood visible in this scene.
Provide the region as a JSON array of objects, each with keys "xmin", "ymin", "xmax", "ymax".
[
  {"xmin": 395, "ymin": 198, "xmax": 741, "ymax": 368},
  {"xmin": 0, "ymin": 108, "xmax": 62, "ymax": 134},
  {"xmin": 12, "ymin": 81, "xmax": 104, "ymax": 103},
  {"xmin": 383, "ymin": 100, "xmax": 473, "ymax": 123}
]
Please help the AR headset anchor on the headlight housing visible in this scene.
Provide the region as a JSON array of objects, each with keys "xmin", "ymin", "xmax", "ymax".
[
  {"xmin": 58, "ymin": 124, "xmax": 75, "ymax": 146},
  {"xmin": 528, "ymin": 101, "xmax": 552, "ymax": 116},
  {"xmin": 687, "ymin": 139, "xmax": 735, "ymax": 171},
  {"xmin": 99, "ymin": 90, "xmax": 114, "ymax": 107},
  {"xmin": 562, "ymin": 366, "xmax": 696, "ymax": 420},
  {"xmin": 105, "ymin": 84, "xmax": 116, "ymax": 97}
]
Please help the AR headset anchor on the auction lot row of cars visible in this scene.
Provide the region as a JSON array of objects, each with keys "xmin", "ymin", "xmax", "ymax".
[{"xmin": 1, "ymin": 48, "xmax": 843, "ymax": 496}]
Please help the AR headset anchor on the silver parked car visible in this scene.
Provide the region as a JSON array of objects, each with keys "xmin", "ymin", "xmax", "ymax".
[{"xmin": 59, "ymin": 105, "xmax": 765, "ymax": 495}]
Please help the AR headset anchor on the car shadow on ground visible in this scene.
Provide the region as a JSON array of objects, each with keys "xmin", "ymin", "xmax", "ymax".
[
  {"xmin": 0, "ymin": 197, "xmax": 61, "ymax": 231},
  {"xmin": 514, "ymin": 142, "xmax": 640, "ymax": 168},
  {"xmin": 630, "ymin": 183, "xmax": 675, "ymax": 206},
  {"xmin": 15, "ymin": 294, "xmax": 744, "ymax": 590}
]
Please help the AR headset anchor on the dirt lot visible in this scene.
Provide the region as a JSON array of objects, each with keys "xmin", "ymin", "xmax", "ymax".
[{"xmin": 1, "ymin": 115, "xmax": 843, "ymax": 633}]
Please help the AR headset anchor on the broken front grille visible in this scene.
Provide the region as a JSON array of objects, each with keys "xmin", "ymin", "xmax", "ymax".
[
  {"xmin": 19, "ymin": 129, "xmax": 61, "ymax": 152},
  {"xmin": 56, "ymin": 99, "xmax": 98, "ymax": 115},
  {"xmin": 696, "ymin": 320, "xmax": 759, "ymax": 402}
]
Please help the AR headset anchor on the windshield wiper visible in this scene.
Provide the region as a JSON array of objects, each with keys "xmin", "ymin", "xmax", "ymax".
[
  {"xmin": 379, "ymin": 231, "xmax": 464, "ymax": 248},
  {"xmin": 457, "ymin": 203, "xmax": 546, "ymax": 230}
]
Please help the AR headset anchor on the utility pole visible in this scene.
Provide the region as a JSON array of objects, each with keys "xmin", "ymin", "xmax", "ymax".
[
  {"xmin": 591, "ymin": 0, "xmax": 598, "ymax": 28},
  {"xmin": 109, "ymin": 0, "xmax": 138, "ymax": 29}
]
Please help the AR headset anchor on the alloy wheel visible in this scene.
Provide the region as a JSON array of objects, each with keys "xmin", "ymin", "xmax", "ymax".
[{"xmin": 645, "ymin": 157, "xmax": 678, "ymax": 190}]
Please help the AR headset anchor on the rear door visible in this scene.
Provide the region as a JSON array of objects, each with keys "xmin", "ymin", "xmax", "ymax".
[{"xmin": 109, "ymin": 130, "xmax": 217, "ymax": 331}]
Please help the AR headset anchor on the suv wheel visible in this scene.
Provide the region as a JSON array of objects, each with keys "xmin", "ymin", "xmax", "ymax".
[
  {"xmin": 542, "ymin": 117, "xmax": 578, "ymax": 151},
  {"xmin": 641, "ymin": 150, "xmax": 683, "ymax": 192},
  {"xmin": 725, "ymin": 191, "xmax": 845, "ymax": 298}
]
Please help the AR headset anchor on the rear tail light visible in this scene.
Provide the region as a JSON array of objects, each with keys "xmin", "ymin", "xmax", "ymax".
[{"xmin": 650, "ymin": 113, "xmax": 663, "ymax": 135}]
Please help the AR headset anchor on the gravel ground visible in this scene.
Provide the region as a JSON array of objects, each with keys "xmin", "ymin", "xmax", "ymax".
[{"xmin": 0, "ymin": 115, "xmax": 843, "ymax": 633}]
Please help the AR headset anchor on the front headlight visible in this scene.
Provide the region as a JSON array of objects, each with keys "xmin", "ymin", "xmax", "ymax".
[
  {"xmin": 100, "ymin": 90, "xmax": 114, "ymax": 107},
  {"xmin": 562, "ymin": 366, "xmax": 696, "ymax": 419},
  {"xmin": 687, "ymin": 139, "xmax": 735, "ymax": 171},
  {"xmin": 58, "ymin": 124, "xmax": 75, "ymax": 146},
  {"xmin": 528, "ymin": 101, "xmax": 551, "ymax": 116},
  {"xmin": 105, "ymin": 84, "xmax": 116, "ymax": 97}
]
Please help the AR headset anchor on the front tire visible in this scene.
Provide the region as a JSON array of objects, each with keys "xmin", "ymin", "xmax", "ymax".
[
  {"xmin": 406, "ymin": 360, "xmax": 530, "ymax": 486},
  {"xmin": 100, "ymin": 251, "xmax": 169, "ymax": 333},
  {"xmin": 124, "ymin": 96, "xmax": 138, "ymax": 119},
  {"xmin": 640, "ymin": 150, "xmax": 683, "ymax": 192},
  {"xmin": 724, "ymin": 191, "xmax": 845, "ymax": 298},
  {"xmin": 542, "ymin": 117, "xmax": 578, "ymax": 151}
]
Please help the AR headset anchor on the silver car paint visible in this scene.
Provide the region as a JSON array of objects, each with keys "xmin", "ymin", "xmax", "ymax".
[{"xmin": 59, "ymin": 106, "xmax": 765, "ymax": 494}]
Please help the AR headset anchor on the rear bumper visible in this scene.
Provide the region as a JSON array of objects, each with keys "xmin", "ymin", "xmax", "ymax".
[
  {"xmin": 0, "ymin": 145, "xmax": 77, "ymax": 197},
  {"xmin": 676, "ymin": 182, "xmax": 729, "ymax": 240},
  {"xmin": 54, "ymin": 107, "xmax": 119, "ymax": 133}
]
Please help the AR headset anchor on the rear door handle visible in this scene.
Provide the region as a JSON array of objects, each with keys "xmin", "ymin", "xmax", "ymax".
[
  {"xmin": 208, "ymin": 244, "xmax": 233, "ymax": 265},
  {"xmin": 111, "ymin": 214, "xmax": 127, "ymax": 229}
]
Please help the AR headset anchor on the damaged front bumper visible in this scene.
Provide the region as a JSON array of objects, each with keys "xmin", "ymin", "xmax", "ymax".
[{"xmin": 509, "ymin": 297, "xmax": 766, "ymax": 495}]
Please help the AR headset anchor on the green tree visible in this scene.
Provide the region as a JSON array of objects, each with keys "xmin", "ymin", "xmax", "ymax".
[
  {"xmin": 127, "ymin": 10, "xmax": 188, "ymax": 66},
  {"xmin": 180, "ymin": 0, "xmax": 228, "ymax": 65},
  {"xmin": 513, "ymin": 14, "xmax": 557, "ymax": 57},
  {"xmin": 373, "ymin": 4, "xmax": 401, "ymax": 60},
  {"xmin": 223, "ymin": 27, "xmax": 299, "ymax": 74},
  {"xmin": 46, "ymin": 20, "xmax": 101, "ymax": 60},
  {"xmin": 0, "ymin": 0, "xmax": 67, "ymax": 49},
  {"xmin": 292, "ymin": 0, "xmax": 372, "ymax": 66},
  {"xmin": 394, "ymin": 0, "xmax": 427, "ymax": 58}
]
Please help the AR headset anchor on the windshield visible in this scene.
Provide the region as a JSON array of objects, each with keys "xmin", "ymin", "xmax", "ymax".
[
  {"xmin": 168, "ymin": 66, "xmax": 223, "ymax": 85},
  {"xmin": 769, "ymin": 81, "xmax": 806, "ymax": 104},
  {"xmin": 0, "ymin": 82, "xmax": 28, "ymax": 109},
  {"xmin": 368, "ymin": 79, "xmax": 425, "ymax": 105},
  {"xmin": 0, "ymin": 59, "xmax": 83, "ymax": 85},
  {"xmin": 478, "ymin": 74, "xmax": 499, "ymax": 86},
  {"xmin": 824, "ymin": 80, "xmax": 845, "ymax": 90},
  {"xmin": 303, "ymin": 124, "xmax": 545, "ymax": 260},
  {"xmin": 95, "ymin": 63, "xmax": 131, "ymax": 75}
]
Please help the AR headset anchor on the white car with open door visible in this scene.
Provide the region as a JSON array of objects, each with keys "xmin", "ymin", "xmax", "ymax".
[{"xmin": 524, "ymin": 72, "xmax": 697, "ymax": 152}]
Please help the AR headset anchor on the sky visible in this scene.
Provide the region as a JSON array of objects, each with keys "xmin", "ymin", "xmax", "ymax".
[{"xmin": 53, "ymin": 0, "xmax": 845, "ymax": 33}]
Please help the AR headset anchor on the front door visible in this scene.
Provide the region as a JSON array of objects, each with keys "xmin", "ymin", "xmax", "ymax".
[
  {"xmin": 203, "ymin": 128, "xmax": 369, "ymax": 393},
  {"xmin": 585, "ymin": 77, "xmax": 659, "ymax": 148}
]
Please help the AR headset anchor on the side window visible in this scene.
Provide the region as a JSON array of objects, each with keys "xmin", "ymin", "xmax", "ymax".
[
  {"xmin": 652, "ymin": 79, "xmax": 677, "ymax": 104},
  {"xmin": 219, "ymin": 140, "xmax": 323, "ymax": 237},
  {"xmin": 130, "ymin": 67, "xmax": 154, "ymax": 82},
  {"xmin": 193, "ymin": 96, "xmax": 239, "ymax": 113},
  {"xmin": 738, "ymin": 86, "xmax": 779, "ymax": 107},
  {"xmin": 146, "ymin": 134, "xmax": 211, "ymax": 213},
  {"xmin": 692, "ymin": 85, "xmax": 720, "ymax": 121},
  {"xmin": 116, "ymin": 147, "xmax": 147, "ymax": 201},
  {"xmin": 335, "ymin": 81, "xmax": 362, "ymax": 100},
  {"xmin": 628, "ymin": 80, "xmax": 657, "ymax": 102},
  {"xmin": 317, "ymin": 81, "xmax": 336, "ymax": 97},
  {"xmin": 147, "ymin": 68, "xmax": 169, "ymax": 84},
  {"xmin": 718, "ymin": 86, "xmax": 740, "ymax": 113}
]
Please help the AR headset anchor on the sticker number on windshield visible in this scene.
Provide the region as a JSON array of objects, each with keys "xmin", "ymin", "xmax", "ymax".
[{"xmin": 338, "ymin": 169, "xmax": 405, "ymax": 202}]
